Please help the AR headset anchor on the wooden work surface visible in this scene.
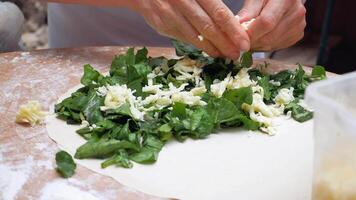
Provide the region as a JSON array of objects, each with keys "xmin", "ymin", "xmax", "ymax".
[{"xmin": 0, "ymin": 46, "xmax": 326, "ymax": 199}]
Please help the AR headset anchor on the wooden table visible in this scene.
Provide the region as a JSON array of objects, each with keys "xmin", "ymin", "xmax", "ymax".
[{"xmin": 0, "ymin": 46, "xmax": 322, "ymax": 200}]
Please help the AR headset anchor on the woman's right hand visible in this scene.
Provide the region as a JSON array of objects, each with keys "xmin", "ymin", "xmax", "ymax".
[{"xmin": 130, "ymin": 0, "xmax": 250, "ymax": 59}]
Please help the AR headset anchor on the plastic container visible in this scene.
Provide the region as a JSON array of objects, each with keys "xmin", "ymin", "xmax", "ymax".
[{"xmin": 306, "ymin": 72, "xmax": 356, "ymax": 199}]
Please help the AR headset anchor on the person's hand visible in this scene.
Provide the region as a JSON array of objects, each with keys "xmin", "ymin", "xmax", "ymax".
[
  {"xmin": 131, "ymin": 0, "xmax": 250, "ymax": 59},
  {"xmin": 238, "ymin": 0, "xmax": 306, "ymax": 51}
]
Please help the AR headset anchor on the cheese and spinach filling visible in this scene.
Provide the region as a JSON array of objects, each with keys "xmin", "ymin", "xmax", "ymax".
[{"xmin": 54, "ymin": 40, "xmax": 326, "ymax": 168}]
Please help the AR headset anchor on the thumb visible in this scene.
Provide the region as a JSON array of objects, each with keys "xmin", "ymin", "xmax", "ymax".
[{"xmin": 237, "ymin": 0, "xmax": 265, "ymax": 22}]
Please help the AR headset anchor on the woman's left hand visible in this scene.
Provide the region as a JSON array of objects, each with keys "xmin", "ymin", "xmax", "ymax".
[{"xmin": 238, "ymin": 0, "xmax": 306, "ymax": 51}]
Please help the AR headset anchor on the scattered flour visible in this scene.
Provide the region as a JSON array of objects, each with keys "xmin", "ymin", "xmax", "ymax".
[
  {"xmin": 36, "ymin": 160, "xmax": 53, "ymax": 170},
  {"xmin": 20, "ymin": 52, "xmax": 30, "ymax": 57},
  {"xmin": 34, "ymin": 142, "xmax": 55, "ymax": 159},
  {"xmin": 39, "ymin": 180, "xmax": 104, "ymax": 200},
  {"xmin": 11, "ymin": 52, "xmax": 30, "ymax": 63},
  {"xmin": 0, "ymin": 141, "xmax": 107, "ymax": 200},
  {"xmin": 34, "ymin": 142, "xmax": 48, "ymax": 151},
  {"xmin": 0, "ymin": 157, "xmax": 33, "ymax": 200}
]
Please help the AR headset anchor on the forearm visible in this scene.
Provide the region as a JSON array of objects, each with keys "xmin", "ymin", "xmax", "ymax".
[{"xmin": 45, "ymin": 0, "xmax": 136, "ymax": 9}]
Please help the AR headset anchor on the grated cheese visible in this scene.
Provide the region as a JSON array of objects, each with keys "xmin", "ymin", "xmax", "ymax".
[
  {"xmin": 274, "ymin": 87, "xmax": 295, "ymax": 106},
  {"xmin": 15, "ymin": 101, "xmax": 47, "ymax": 126},
  {"xmin": 100, "ymin": 84, "xmax": 145, "ymax": 121}
]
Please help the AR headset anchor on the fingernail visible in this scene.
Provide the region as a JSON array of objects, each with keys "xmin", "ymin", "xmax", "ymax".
[{"xmin": 240, "ymin": 40, "xmax": 250, "ymax": 52}]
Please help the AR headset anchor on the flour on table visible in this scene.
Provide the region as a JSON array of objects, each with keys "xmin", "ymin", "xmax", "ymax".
[
  {"xmin": 40, "ymin": 180, "xmax": 104, "ymax": 200},
  {"xmin": 36, "ymin": 160, "xmax": 53, "ymax": 170},
  {"xmin": 0, "ymin": 156, "xmax": 34, "ymax": 200},
  {"xmin": 34, "ymin": 142, "xmax": 48, "ymax": 151},
  {"xmin": 11, "ymin": 52, "xmax": 33, "ymax": 63},
  {"xmin": 0, "ymin": 148, "xmax": 104, "ymax": 200}
]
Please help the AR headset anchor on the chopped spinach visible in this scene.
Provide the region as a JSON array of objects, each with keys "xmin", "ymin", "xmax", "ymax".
[
  {"xmin": 311, "ymin": 65, "xmax": 326, "ymax": 80},
  {"xmin": 285, "ymin": 100, "xmax": 313, "ymax": 122},
  {"xmin": 222, "ymin": 87, "xmax": 253, "ymax": 108},
  {"xmin": 240, "ymin": 51, "xmax": 253, "ymax": 68},
  {"xmin": 54, "ymin": 42, "xmax": 326, "ymax": 169},
  {"xmin": 171, "ymin": 39, "xmax": 203, "ymax": 59},
  {"xmin": 55, "ymin": 150, "xmax": 76, "ymax": 178}
]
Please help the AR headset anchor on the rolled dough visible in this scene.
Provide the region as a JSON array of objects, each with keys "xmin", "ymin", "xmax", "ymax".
[{"xmin": 46, "ymin": 85, "xmax": 313, "ymax": 200}]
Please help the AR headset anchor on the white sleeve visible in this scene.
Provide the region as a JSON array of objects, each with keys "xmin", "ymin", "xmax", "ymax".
[{"xmin": 0, "ymin": 2, "xmax": 24, "ymax": 52}]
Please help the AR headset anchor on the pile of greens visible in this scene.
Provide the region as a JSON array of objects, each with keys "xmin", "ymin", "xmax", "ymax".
[{"xmin": 54, "ymin": 41, "xmax": 326, "ymax": 169}]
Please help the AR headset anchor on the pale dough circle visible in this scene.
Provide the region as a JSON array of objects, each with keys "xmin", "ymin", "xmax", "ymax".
[{"xmin": 46, "ymin": 85, "xmax": 313, "ymax": 200}]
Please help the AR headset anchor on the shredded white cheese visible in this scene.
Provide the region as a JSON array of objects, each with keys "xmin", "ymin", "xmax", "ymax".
[
  {"xmin": 241, "ymin": 18, "xmax": 256, "ymax": 30},
  {"xmin": 243, "ymin": 91, "xmax": 275, "ymax": 118},
  {"xmin": 102, "ymin": 85, "xmax": 131, "ymax": 110},
  {"xmin": 96, "ymin": 86, "xmax": 108, "ymax": 96},
  {"xmin": 211, "ymin": 73, "xmax": 232, "ymax": 98},
  {"xmin": 142, "ymin": 84, "xmax": 163, "ymax": 94},
  {"xmin": 269, "ymin": 80, "xmax": 281, "ymax": 87},
  {"xmin": 242, "ymin": 85, "xmax": 286, "ymax": 135},
  {"xmin": 173, "ymin": 58, "xmax": 204, "ymax": 86},
  {"xmin": 80, "ymin": 120, "xmax": 90, "ymax": 128},
  {"xmin": 142, "ymin": 83, "xmax": 206, "ymax": 109},
  {"xmin": 198, "ymin": 35, "xmax": 204, "ymax": 41},
  {"xmin": 100, "ymin": 84, "xmax": 145, "ymax": 121},
  {"xmin": 227, "ymin": 68, "xmax": 254, "ymax": 89},
  {"xmin": 190, "ymin": 86, "xmax": 207, "ymax": 96},
  {"xmin": 209, "ymin": 68, "xmax": 254, "ymax": 98},
  {"xmin": 171, "ymin": 91, "xmax": 206, "ymax": 106},
  {"xmin": 274, "ymin": 88, "xmax": 295, "ymax": 106},
  {"xmin": 15, "ymin": 101, "xmax": 47, "ymax": 126}
]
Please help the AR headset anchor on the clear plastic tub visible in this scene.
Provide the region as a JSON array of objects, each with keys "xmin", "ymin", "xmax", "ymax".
[{"xmin": 306, "ymin": 72, "xmax": 356, "ymax": 200}]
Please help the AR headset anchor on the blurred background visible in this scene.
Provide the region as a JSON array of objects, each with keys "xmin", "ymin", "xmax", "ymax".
[
  {"xmin": 5, "ymin": 0, "xmax": 48, "ymax": 49},
  {"xmin": 2, "ymin": 0, "xmax": 355, "ymax": 73}
]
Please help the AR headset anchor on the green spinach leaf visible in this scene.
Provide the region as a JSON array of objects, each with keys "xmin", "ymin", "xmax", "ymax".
[
  {"xmin": 222, "ymin": 87, "xmax": 253, "ymax": 108},
  {"xmin": 101, "ymin": 150, "xmax": 133, "ymax": 168},
  {"xmin": 311, "ymin": 65, "xmax": 326, "ymax": 80},
  {"xmin": 83, "ymin": 90, "xmax": 104, "ymax": 124},
  {"xmin": 81, "ymin": 64, "xmax": 101, "ymax": 86},
  {"xmin": 75, "ymin": 139, "xmax": 139, "ymax": 159},
  {"xmin": 240, "ymin": 52, "xmax": 253, "ymax": 68},
  {"xmin": 56, "ymin": 151, "xmax": 76, "ymax": 178},
  {"xmin": 171, "ymin": 39, "xmax": 202, "ymax": 59}
]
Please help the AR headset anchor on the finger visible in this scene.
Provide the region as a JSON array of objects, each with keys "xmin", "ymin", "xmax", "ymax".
[
  {"xmin": 278, "ymin": 31, "xmax": 304, "ymax": 50},
  {"xmin": 271, "ymin": 1, "xmax": 306, "ymax": 36},
  {"xmin": 169, "ymin": 15, "xmax": 223, "ymax": 57},
  {"xmin": 247, "ymin": 0, "xmax": 290, "ymax": 42},
  {"xmin": 171, "ymin": 0, "xmax": 241, "ymax": 59},
  {"xmin": 251, "ymin": 2, "xmax": 306, "ymax": 51},
  {"xmin": 273, "ymin": 3, "xmax": 306, "ymax": 49},
  {"xmin": 196, "ymin": 0, "xmax": 250, "ymax": 51},
  {"xmin": 252, "ymin": 23, "xmax": 304, "ymax": 51},
  {"xmin": 237, "ymin": 0, "xmax": 265, "ymax": 22},
  {"xmin": 154, "ymin": 1, "xmax": 222, "ymax": 57},
  {"xmin": 251, "ymin": 15, "xmax": 306, "ymax": 51},
  {"xmin": 275, "ymin": 20, "xmax": 306, "ymax": 49},
  {"xmin": 178, "ymin": 28, "xmax": 223, "ymax": 58}
]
